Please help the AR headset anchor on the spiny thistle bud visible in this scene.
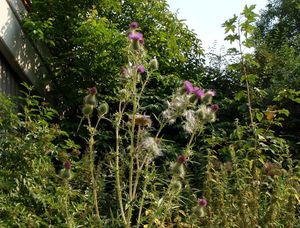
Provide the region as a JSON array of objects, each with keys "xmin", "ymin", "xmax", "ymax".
[
  {"xmin": 170, "ymin": 180, "xmax": 182, "ymax": 194},
  {"xmin": 172, "ymin": 163, "xmax": 185, "ymax": 178},
  {"xmin": 119, "ymin": 89, "xmax": 130, "ymax": 101},
  {"xmin": 98, "ymin": 102, "xmax": 109, "ymax": 115},
  {"xmin": 196, "ymin": 105, "xmax": 207, "ymax": 121},
  {"xmin": 149, "ymin": 57, "xmax": 159, "ymax": 70},
  {"xmin": 84, "ymin": 87, "xmax": 97, "ymax": 106},
  {"xmin": 189, "ymin": 93, "xmax": 198, "ymax": 103},
  {"xmin": 82, "ymin": 104, "xmax": 94, "ymax": 117},
  {"xmin": 177, "ymin": 155, "xmax": 187, "ymax": 164},
  {"xmin": 202, "ymin": 90, "xmax": 216, "ymax": 105}
]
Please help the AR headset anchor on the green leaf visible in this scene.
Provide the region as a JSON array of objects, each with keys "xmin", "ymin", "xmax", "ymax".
[{"xmin": 256, "ymin": 112, "xmax": 264, "ymax": 122}]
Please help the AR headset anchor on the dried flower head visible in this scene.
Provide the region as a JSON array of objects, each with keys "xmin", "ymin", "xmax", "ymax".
[{"xmin": 132, "ymin": 114, "xmax": 152, "ymax": 127}]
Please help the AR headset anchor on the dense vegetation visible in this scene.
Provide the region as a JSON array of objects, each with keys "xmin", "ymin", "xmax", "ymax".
[{"xmin": 0, "ymin": 0, "xmax": 299, "ymax": 227}]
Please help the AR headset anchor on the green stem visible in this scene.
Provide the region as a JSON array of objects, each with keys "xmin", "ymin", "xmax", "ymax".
[
  {"xmin": 88, "ymin": 117, "xmax": 100, "ymax": 221},
  {"xmin": 237, "ymin": 26, "xmax": 254, "ymax": 126},
  {"xmin": 64, "ymin": 181, "xmax": 74, "ymax": 228},
  {"xmin": 115, "ymin": 102, "xmax": 127, "ymax": 225},
  {"xmin": 136, "ymin": 163, "xmax": 149, "ymax": 227}
]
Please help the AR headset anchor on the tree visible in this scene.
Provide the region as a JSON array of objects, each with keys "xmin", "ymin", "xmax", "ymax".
[{"xmin": 24, "ymin": 0, "xmax": 204, "ymax": 121}]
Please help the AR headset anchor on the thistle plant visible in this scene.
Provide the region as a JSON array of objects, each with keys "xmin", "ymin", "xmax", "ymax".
[{"xmin": 110, "ymin": 22, "xmax": 219, "ymax": 227}]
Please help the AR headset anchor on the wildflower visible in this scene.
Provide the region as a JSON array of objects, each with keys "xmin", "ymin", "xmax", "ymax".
[
  {"xmin": 137, "ymin": 65, "xmax": 146, "ymax": 74},
  {"xmin": 88, "ymin": 87, "xmax": 97, "ymax": 95},
  {"xmin": 193, "ymin": 87, "xmax": 205, "ymax": 99},
  {"xmin": 64, "ymin": 161, "xmax": 71, "ymax": 170},
  {"xmin": 210, "ymin": 104, "xmax": 219, "ymax": 112},
  {"xmin": 128, "ymin": 32, "xmax": 144, "ymax": 42},
  {"xmin": 184, "ymin": 80, "xmax": 194, "ymax": 94},
  {"xmin": 129, "ymin": 21, "xmax": 139, "ymax": 29},
  {"xmin": 198, "ymin": 198, "xmax": 207, "ymax": 207},
  {"xmin": 177, "ymin": 155, "xmax": 187, "ymax": 164}
]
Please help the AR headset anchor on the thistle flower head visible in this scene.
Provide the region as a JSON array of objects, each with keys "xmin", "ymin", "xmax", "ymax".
[
  {"xmin": 128, "ymin": 32, "xmax": 144, "ymax": 41},
  {"xmin": 177, "ymin": 154, "xmax": 187, "ymax": 164},
  {"xmin": 88, "ymin": 87, "xmax": 97, "ymax": 95},
  {"xmin": 64, "ymin": 161, "xmax": 71, "ymax": 170},
  {"xmin": 198, "ymin": 198, "xmax": 207, "ymax": 207},
  {"xmin": 137, "ymin": 65, "xmax": 146, "ymax": 74},
  {"xmin": 184, "ymin": 80, "xmax": 194, "ymax": 94},
  {"xmin": 193, "ymin": 87, "xmax": 205, "ymax": 99},
  {"xmin": 129, "ymin": 21, "xmax": 139, "ymax": 29},
  {"xmin": 210, "ymin": 104, "xmax": 219, "ymax": 112}
]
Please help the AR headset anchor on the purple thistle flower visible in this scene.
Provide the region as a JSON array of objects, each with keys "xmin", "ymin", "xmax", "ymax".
[
  {"xmin": 64, "ymin": 161, "xmax": 71, "ymax": 170},
  {"xmin": 198, "ymin": 198, "xmax": 207, "ymax": 207},
  {"xmin": 128, "ymin": 32, "xmax": 143, "ymax": 41},
  {"xmin": 193, "ymin": 87, "xmax": 205, "ymax": 99},
  {"xmin": 184, "ymin": 80, "xmax": 194, "ymax": 94},
  {"xmin": 177, "ymin": 155, "xmax": 187, "ymax": 164},
  {"xmin": 129, "ymin": 21, "xmax": 139, "ymax": 29},
  {"xmin": 137, "ymin": 65, "xmax": 145, "ymax": 74},
  {"xmin": 210, "ymin": 104, "xmax": 219, "ymax": 112},
  {"xmin": 88, "ymin": 87, "xmax": 97, "ymax": 95}
]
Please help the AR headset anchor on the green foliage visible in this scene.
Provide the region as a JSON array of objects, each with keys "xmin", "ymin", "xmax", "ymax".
[{"xmin": 1, "ymin": 1, "xmax": 299, "ymax": 226}]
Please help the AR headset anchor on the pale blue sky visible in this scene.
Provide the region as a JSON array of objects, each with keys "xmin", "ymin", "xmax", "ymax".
[{"xmin": 166, "ymin": 0, "xmax": 268, "ymax": 51}]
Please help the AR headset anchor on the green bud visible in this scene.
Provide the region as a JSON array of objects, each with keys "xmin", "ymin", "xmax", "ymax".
[
  {"xmin": 170, "ymin": 180, "xmax": 182, "ymax": 194},
  {"xmin": 60, "ymin": 169, "xmax": 71, "ymax": 179},
  {"xmin": 189, "ymin": 94, "xmax": 198, "ymax": 103},
  {"xmin": 202, "ymin": 94, "xmax": 212, "ymax": 105},
  {"xmin": 172, "ymin": 163, "xmax": 185, "ymax": 178},
  {"xmin": 98, "ymin": 102, "xmax": 109, "ymax": 115},
  {"xmin": 82, "ymin": 104, "xmax": 94, "ymax": 116},
  {"xmin": 149, "ymin": 58, "xmax": 159, "ymax": 70},
  {"xmin": 84, "ymin": 94, "xmax": 97, "ymax": 106}
]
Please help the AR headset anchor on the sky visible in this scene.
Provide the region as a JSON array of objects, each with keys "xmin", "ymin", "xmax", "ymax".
[{"xmin": 166, "ymin": 0, "xmax": 269, "ymax": 52}]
